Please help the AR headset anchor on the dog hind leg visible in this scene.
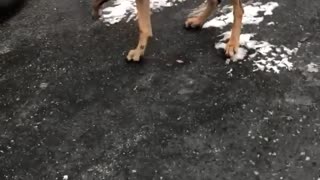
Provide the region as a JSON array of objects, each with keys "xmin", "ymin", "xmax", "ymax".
[
  {"xmin": 185, "ymin": 0, "xmax": 220, "ymax": 28},
  {"xmin": 225, "ymin": 0, "xmax": 243, "ymax": 57},
  {"xmin": 127, "ymin": 0, "xmax": 153, "ymax": 62},
  {"xmin": 92, "ymin": 0, "xmax": 110, "ymax": 19}
]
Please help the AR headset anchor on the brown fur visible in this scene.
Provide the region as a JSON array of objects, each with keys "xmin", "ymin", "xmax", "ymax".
[{"xmin": 92, "ymin": 0, "xmax": 244, "ymax": 61}]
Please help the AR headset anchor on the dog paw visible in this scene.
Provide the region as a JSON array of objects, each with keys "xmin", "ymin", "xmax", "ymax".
[
  {"xmin": 225, "ymin": 40, "xmax": 239, "ymax": 57},
  {"xmin": 126, "ymin": 49, "xmax": 143, "ymax": 62},
  {"xmin": 184, "ymin": 17, "xmax": 204, "ymax": 29}
]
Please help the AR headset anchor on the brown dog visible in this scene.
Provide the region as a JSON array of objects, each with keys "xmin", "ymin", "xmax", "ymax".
[{"xmin": 92, "ymin": 0, "xmax": 244, "ymax": 61}]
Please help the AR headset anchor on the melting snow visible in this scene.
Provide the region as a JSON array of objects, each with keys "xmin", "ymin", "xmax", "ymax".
[
  {"xmin": 203, "ymin": 2, "xmax": 279, "ymax": 28},
  {"xmin": 307, "ymin": 63, "xmax": 319, "ymax": 73},
  {"xmin": 39, "ymin": 82, "xmax": 49, "ymax": 89},
  {"xmin": 63, "ymin": 175, "xmax": 68, "ymax": 180},
  {"xmin": 215, "ymin": 32, "xmax": 295, "ymax": 73},
  {"xmin": 267, "ymin": 22, "xmax": 275, "ymax": 26},
  {"xmin": 102, "ymin": 0, "xmax": 186, "ymax": 25}
]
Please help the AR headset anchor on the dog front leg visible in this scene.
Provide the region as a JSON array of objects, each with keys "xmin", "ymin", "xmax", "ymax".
[
  {"xmin": 225, "ymin": 0, "xmax": 243, "ymax": 57},
  {"xmin": 127, "ymin": 0, "xmax": 153, "ymax": 62}
]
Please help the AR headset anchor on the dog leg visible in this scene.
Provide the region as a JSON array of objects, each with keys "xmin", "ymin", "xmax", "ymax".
[
  {"xmin": 92, "ymin": 0, "xmax": 110, "ymax": 19},
  {"xmin": 185, "ymin": 0, "xmax": 219, "ymax": 28},
  {"xmin": 225, "ymin": 0, "xmax": 243, "ymax": 57},
  {"xmin": 127, "ymin": 0, "xmax": 152, "ymax": 61}
]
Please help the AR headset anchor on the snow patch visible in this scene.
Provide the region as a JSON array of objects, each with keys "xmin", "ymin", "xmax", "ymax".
[
  {"xmin": 305, "ymin": 156, "xmax": 311, "ymax": 161},
  {"xmin": 39, "ymin": 83, "xmax": 49, "ymax": 89},
  {"xmin": 101, "ymin": 0, "xmax": 185, "ymax": 25},
  {"xmin": 63, "ymin": 175, "xmax": 68, "ymax": 180},
  {"xmin": 203, "ymin": 2, "xmax": 279, "ymax": 29},
  {"xmin": 226, "ymin": 68, "xmax": 233, "ymax": 77},
  {"xmin": 267, "ymin": 22, "xmax": 275, "ymax": 26},
  {"xmin": 0, "ymin": 46, "xmax": 11, "ymax": 55},
  {"xmin": 307, "ymin": 63, "xmax": 319, "ymax": 73}
]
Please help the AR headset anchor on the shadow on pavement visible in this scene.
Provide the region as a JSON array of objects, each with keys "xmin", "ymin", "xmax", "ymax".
[{"xmin": 0, "ymin": 0, "xmax": 26, "ymax": 23}]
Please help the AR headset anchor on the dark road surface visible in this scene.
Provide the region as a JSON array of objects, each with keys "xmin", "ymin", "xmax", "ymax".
[{"xmin": 0, "ymin": 0, "xmax": 320, "ymax": 179}]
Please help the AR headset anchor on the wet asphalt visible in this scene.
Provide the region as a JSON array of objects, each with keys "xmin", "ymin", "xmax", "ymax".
[{"xmin": 0, "ymin": 0, "xmax": 320, "ymax": 179}]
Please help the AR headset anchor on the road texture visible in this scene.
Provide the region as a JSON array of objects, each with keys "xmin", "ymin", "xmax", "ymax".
[{"xmin": 0, "ymin": 0, "xmax": 320, "ymax": 179}]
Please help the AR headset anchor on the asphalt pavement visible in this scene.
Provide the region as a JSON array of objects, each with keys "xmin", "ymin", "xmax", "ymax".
[{"xmin": 0, "ymin": 0, "xmax": 320, "ymax": 179}]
